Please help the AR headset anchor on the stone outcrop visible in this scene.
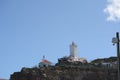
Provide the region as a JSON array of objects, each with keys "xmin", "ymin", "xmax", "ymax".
[{"xmin": 10, "ymin": 66, "xmax": 117, "ymax": 80}]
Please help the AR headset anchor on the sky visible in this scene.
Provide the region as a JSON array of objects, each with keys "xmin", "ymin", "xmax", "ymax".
[{"xmin": 0, "ymin": 0, "xmax": 120, "ymax": 79}]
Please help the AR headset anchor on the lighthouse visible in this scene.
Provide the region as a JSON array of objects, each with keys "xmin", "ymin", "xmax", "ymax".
[
  {"xmin": 69, "ymin": 42, "xmax": 79, "ymax": 61},
  {"xmin": 70, "ymin": 42, "xmax": 78, "ymax": 57},
  {"xmin": 58, "ymin": 42, "xmax": 87, "ymax": 63}
]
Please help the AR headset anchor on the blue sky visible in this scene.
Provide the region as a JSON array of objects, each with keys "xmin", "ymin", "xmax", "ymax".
[{"xmin": 0, "ymin": 0, "xmax": 120, "ymax": 79}]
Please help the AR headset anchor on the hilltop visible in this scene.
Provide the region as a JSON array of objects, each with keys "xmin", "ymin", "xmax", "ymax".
[
  {"xmin": 10, "ymin": 42, "xmax": 118, "ymax": 80},
  {"xmin": 10, "ymin": 56, "xmax": 118, "ymax": 80}
]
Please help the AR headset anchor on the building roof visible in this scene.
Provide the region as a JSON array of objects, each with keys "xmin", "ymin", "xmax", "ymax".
[{"xmin": 41, "ymin": 59, "xmax": 52, "ymax": 64}]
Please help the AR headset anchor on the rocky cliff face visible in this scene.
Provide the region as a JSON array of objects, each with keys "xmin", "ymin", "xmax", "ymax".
[{"xmin": 10, "ymin": 66, "xmax": 117, "ymax": 80}]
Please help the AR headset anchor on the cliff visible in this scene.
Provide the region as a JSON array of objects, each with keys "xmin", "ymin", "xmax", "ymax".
[{"xmin": 10, "ymin": 66, "xmax": 117, "ymax": 80}]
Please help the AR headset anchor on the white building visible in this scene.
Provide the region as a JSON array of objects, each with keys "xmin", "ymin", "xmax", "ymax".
[
  {"xmin": 39, "ymin": 56, "xmax": 52, "ymax": 67},
  {"xmin": 68, "ymin": 42, "xmax": 87, "ymax": 63}
]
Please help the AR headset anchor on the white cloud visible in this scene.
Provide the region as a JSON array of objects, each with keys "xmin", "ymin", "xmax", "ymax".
[{"xmin": 104, "ymin": 0, "xmax": 120, "ymax": 21}]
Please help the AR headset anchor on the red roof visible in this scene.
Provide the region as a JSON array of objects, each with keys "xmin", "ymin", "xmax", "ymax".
[{"xmin": 42, "ymin": 59, "xmax": 51, "ymax": 64}]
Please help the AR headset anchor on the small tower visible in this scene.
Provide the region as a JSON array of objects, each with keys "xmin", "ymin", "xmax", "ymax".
[
  {"xmin": 42, "ymin": 55, "xmax": 45, "ymax": 60},
  {"xmin": 70, "ymin": 42, "xmax": 78, "ymax": 58}
]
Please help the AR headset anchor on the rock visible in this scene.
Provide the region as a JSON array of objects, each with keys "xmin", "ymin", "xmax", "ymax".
[{"xmin": 10, "ymin": 66, "xmax": 117, "ymax": 80}]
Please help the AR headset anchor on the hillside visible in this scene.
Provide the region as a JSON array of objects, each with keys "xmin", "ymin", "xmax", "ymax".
[
  {"xmin": 10, "ymin": 66, "xmax": 117, "ymax": 80},
  {"xmin": 10, "ymin": 57, "xmax": 118, "ymax": 80}
]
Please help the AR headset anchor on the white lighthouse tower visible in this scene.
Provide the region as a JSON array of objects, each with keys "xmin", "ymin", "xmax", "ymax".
[{"xmin": 69, "ymin": 42, "xmax": 78, "ymax": 61}]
